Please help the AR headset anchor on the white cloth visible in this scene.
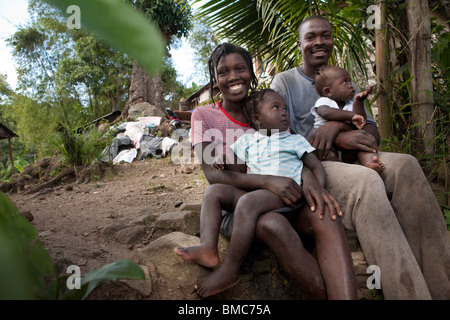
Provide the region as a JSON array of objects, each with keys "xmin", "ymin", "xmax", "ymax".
[{"xmin": 311, "ymin": 97, "xmax": 354, "ymax": 130}]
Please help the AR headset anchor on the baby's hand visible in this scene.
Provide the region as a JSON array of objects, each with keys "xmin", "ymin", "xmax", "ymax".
[
  {"xmin": 354, "ymin": 86, "xmax": 373, "ymax": 101},
  {"xmin": 351, "ymin": 113, "xmax": 366, "ymax": 130},
  {"xmin": 211, "ymin": 155, "xmax": 226, "ymax": 171}
]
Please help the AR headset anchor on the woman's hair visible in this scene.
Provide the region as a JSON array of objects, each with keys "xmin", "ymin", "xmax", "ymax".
[
  {"xmin": 244, "ymin": 88, "xmax": 277, "ymax": 129},
  {"xmin": 207, "ymin": 43, "xmax": 258, "ymax": 102},
  {"xmin": 314, "ymin": 65, "xmax": 341, "ymax": 97}
]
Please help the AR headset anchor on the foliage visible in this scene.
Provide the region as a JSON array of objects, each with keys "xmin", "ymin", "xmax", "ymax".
[
  {"xmin": 2, "ymin": 94, "xmax": 57, "ymax": 158},
  {"xmin": 129, "ymin": 0, "xmax": 192, "ymax": 48},
  {"xmin": 0, "ymin": 190, "xmax": 145, "ymax": 299},
  {"xmin": 0, "ymin": 150, "xmax": 30, "ymax": 182},
  {"xmin": 0, "ymin": 191, "xmax": 57, "ymax": 299},
  {"xmin": 61, "ymin": 259, "xmax": 146, "ymax": 300},
  {"xmin": 51, "ymin": 122, "xmax": 114, "ymax": 167},
  {"xmin": 56, "ymin": 33, "xmax": 133, "ymax": 117},
  {"xmin": 187, "ymin": 15, "xmax": 219, "ymax": 84},
  {"xmin": 161, "ymin": 57, "xmax": 203, "ymax": 110},
  {"xmin": 42, "ymin": 0, "xmax": 164, "ymax": 75},
  {"xmin": 444, "ymin": 206, "xmax": 450, "ymax": 231},
  {"xmin": 194, "ymin": 0, "xmax": 372, "ymax": 81}
]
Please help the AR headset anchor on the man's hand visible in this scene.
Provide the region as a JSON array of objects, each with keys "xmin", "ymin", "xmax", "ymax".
[
  {"xmin": 308, "ymin": 121, "xmax": 345, "ymax": 160},
  {"xmin": 334, "ymin": 129, "xmax": 378, "ymax": 153}
]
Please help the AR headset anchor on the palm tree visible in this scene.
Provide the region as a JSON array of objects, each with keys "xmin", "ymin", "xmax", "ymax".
[
  {"xmin": 194, "ymin": 0, "xmax": 441, "ymax": 160},
  {"xmin": 194, "ymin": 0, "xmax": 372, "ymax": 81}
]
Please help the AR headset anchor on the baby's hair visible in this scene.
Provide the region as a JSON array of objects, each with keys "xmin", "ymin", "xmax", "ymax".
[
  {"xmin": 244, "ymin": 88, "xmax": 278, "ymax": 129},
  {"xmin": 314, "ymin": 65, "xmax": 343, "ymax": 97},
  {"xmin": 207, "ymin": 43, "xmax": 258, "ymax": 102}
]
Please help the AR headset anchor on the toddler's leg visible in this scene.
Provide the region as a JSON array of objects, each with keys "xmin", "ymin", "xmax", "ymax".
[
  {"xmin": 174, "ymin": 184, "xmax": 245, "ymax": 268},
  {"xmin": 195, "ymin": 189, "xmax": 284, "ymax": 297},
  {"xmin": 357, "ymin": 151, "xmax": 385, "ymax": 173}
]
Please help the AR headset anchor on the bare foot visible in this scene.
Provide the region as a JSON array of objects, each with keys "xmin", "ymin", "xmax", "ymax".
[
  {"xmin": 365, "ymin": 155, "xmax": 385, "ymax": 174},
  {"xmin": 174, "ymin": 246, "xmax": 220, "ymax": 268},
  {"xmin": 195, "ymin": 268, "xmax": 240, "ymax": 297}
]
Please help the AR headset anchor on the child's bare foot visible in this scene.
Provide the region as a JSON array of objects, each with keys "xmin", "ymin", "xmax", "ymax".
[
  {"xmin": 365, "ymin": 155, "xmax": 385, "ymax": 174},
  {"xmin": 358, "ymin": 152, "xmax": 385, "ymax": 174},
  {"xmin": 194, "ymin": 268, "xmax": 240, "ymax": 297},
  {"xmin": 174, "ymin": 246, "xmax": 220, "ymax": 268}
]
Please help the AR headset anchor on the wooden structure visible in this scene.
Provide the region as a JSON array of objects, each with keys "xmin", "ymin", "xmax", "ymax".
[{"xmin": 0, "ymin": 124, "xmax": 18, "ymax": 174}]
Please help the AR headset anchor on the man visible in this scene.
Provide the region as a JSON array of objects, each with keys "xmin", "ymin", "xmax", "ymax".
[{"xmin": 270, "ymin": 15, "xmax": 450, "ymax": 300}]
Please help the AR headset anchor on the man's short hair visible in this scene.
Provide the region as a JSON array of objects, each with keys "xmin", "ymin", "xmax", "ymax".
[{"xmin": 298, "ymin": 15, "xmax": 332, "ymax": 37}]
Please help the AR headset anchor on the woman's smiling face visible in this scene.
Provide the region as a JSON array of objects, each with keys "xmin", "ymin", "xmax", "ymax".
[{"xmin": 215, "ymin": 52, "xmax": 252, "ymax": 104}]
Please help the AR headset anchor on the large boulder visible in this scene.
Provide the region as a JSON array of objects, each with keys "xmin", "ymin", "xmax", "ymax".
[{"xmin": 127, "ymin": 102, "xmax": 167, "ymax": 122}]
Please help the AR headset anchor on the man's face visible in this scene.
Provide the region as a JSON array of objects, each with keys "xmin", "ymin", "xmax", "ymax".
[{"xmin": 297, "ymin": 18, "xmax": 334, "ymax": 68}]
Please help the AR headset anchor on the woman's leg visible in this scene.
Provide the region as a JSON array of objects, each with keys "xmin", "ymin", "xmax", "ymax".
[
  {"xmin": 174, "ymin": 183, "xmax": 246, "ymax": 268},
  {"xmin": 255, "ymin": 211, "xmax": 327, "ymax": 299},
  {"xmin": 295, "ymin": 205, "xmax": 357, "ymax": 299}
]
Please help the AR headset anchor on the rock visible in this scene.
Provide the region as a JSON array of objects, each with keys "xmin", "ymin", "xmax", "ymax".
[
  {"xmin": 116, "ymin": 225, "xmax": 147, "ymax": 244},
  {"xmin": 179, "ymin": 203, "xmax": 202, "ymax": 213},
  {"xmin": 154, "ymin": 210, "xmax": 200, "ymax": 237},
  {"xmin": 129, "ymin": 213, "xmax": 158, "ymax": 226},
  {"xmin": 122, "ymin": 264, "xmax": 152, "ymax": 297},
  {"xmin": 20, "ymin": 210, "xmax": 34, "ymax": 222},
  {"xmin": 127, "ymin": 102, "xmax": 167, "ymax": 122},
  {"xmin": 137, "ymin": 231, "xmax": 307, "ymax": 300},
  {"xmin": 102, "ymin": 223, "xmax": 128, "ymax": 239},
  {"xmin": 137, "ymin": 231, "xmax": 210, "ymax": 299}
]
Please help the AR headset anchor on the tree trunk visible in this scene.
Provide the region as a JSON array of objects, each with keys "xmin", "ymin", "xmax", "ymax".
[
  {"xmin": 375, "ymin": 0, "xmax": 393, "ymax": 143},
  {"xmin": 121, "ymin": 60, "xmax": 164, "ymax": 119},
  {"xmin": 406, "ymin": 0, "xmax": 435, "ymax": 158}
]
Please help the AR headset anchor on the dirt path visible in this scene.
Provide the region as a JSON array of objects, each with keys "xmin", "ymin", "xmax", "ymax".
[{"xmin": 8, "ymin": 157, "xmax": 208, "ymax": 299}]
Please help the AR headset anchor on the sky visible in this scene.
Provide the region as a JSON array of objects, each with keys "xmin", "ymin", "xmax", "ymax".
[
  {"xmin": 0, "ymin": 0, "xmax": 29, "ymax": 89},
  {"xmin": 0, "ymin": 0, "xmax": 199, "ymax": 90}
]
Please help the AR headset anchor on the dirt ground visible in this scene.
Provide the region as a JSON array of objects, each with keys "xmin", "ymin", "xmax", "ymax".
[{"xmin": 6, "ymin": 156, "xmax": 208, "ymax": 299}]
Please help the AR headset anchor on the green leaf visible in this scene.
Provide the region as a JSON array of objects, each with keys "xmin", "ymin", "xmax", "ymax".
[
  {"xmin": 42, "ymin": 0, "xmax": 164, "ymax": 74},
  {"xmin": 0, "ymin": 192, "xmax": 58, "ymax": 299},
  {"xmin": 63, "ymin": 259, "xmax": 146, "ymax": 300}
]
